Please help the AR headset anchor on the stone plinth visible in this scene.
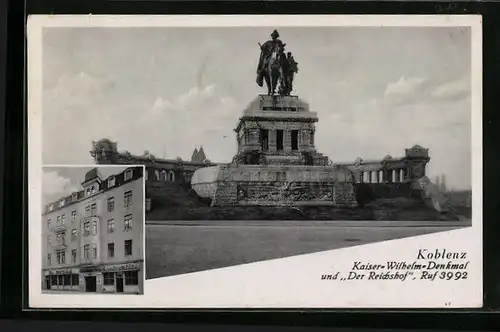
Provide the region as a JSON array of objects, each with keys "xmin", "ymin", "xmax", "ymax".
[{"xmin": 191, "ymin": 164, "xmax": 358, "ymax": 208}]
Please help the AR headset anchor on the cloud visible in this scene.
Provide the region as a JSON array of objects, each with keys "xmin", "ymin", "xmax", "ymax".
[
  {"xmin": 42, "ymin": 171, "xmax": 78, "ymax": 205},
  {"xmin": 431, "ymin": 78, "xmax": 470, "ymax": 99},
  {"xmin": 385, "ymin": 75, "xmax": 426, "ymax": 96}
]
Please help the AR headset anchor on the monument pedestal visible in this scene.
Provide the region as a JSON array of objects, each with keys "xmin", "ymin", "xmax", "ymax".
[{"xmin": 191, "ymin": 94, "xmax": 358, "ymax": 208}]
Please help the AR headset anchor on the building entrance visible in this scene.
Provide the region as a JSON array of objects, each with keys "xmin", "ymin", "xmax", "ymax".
[
  {"xmin": 116, "ymin": 275, "xmax": 124, "ymax": 293},
  {"xmin": 85, "ymin": 276, "xmax": 97, "ymax": 292}
]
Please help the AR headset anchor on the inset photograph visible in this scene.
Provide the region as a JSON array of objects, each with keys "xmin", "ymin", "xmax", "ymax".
[{"xmin": 41, "ymin": 165, "xmax": 145, "ymax": 294}]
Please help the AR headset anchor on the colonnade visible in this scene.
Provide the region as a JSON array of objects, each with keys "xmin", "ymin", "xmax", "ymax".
[{"xmin": 357, "ymin": 168, "xmax": 406, "ymax": 184}]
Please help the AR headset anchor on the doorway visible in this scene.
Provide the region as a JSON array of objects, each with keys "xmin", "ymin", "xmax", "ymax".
[
  {"xmin": 45, "ymin": 276, "xmax": 51, "ymax": 290},
  {"xmin": 85, "ymin": 276, "xmax": 97, "ymax": 292},
  {"xmin": 116, "ymin": 275, "xmax": 124, "ymax": 293}
]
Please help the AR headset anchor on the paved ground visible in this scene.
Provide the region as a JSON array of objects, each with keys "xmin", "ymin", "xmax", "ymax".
[{"xmin": 146, "ymin": 221, "xmax": 470, "ymax": 280}]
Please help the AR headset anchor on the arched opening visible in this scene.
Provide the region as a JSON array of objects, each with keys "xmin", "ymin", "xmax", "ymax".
[{"xmin": 168, "ymin": 171, "xmax": 175, "ymax": 182}]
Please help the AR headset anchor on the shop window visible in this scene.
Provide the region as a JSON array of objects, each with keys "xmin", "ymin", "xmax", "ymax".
[
  {"xmin": 103, "ymin": 272, "xmax": 115, "ymax": 285},
  {"xmin": 63, "ymin": 274, "xmax": 71, "ymax": 285},
  {"xmin": 124, "ymin": 240, "xmax": 132, "ymax": 256},
  {"xmin": 125, "ymin": 271, "xmax": 139, "ymax": 285},
  {"xmin": 71, "ymin": 274, "xmax": 79, "ymax": 285}
]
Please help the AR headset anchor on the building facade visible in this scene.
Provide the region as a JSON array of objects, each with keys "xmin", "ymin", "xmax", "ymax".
[{"xmin": 41, "ymin": 166, "xmax": 144, "ymax": 294}]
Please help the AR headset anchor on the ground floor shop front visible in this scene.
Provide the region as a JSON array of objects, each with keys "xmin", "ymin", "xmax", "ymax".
[{"xmin": 42, "ymin": 260, "xmax": 144, "ymax": 294}]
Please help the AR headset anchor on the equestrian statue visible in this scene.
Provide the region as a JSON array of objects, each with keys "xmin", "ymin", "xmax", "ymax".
[{"xmin": 256, "ymin": 30, "xmax": 299, "ymax": 96}]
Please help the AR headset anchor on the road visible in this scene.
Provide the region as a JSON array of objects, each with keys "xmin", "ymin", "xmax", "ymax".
[{"xmin": 145, "ymin": 221, "xmax": 470, "ymax": 280}]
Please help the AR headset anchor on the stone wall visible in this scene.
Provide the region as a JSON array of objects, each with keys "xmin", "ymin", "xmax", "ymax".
[{"xmin": 191, "ymin": 164, "xmax": 358, "ymax": 208}]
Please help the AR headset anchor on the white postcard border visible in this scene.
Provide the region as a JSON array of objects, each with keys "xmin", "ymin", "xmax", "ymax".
[{"xmin": 27, "ymin": 14, "xmax": 483, "ymax": 308}]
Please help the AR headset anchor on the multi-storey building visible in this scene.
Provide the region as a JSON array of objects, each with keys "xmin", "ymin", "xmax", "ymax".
[{"xmin": 41, "ymin": 166, "xmax": 144, "ymax": 294}]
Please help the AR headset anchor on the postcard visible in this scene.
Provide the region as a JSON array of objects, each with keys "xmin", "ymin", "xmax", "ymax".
[{"xmin": 28, "ymin": 14, "xmax": 482, "ymax": 308}]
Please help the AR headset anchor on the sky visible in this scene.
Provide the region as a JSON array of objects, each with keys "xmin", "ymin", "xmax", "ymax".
[
  {"xmin": 41, "ymin": 26, "xmax": 472, "ymax": 190},
  {"xmin": 42, "ymin": 166, "xmax": 129, "ymax": 207}
]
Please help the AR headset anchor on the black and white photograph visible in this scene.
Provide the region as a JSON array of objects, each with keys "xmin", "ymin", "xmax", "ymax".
[
  {"xmin": 41, "ymin": 165, "xmax": 145, "ymax": 294},
  {"xmin": 28, "ymin": 15, "xmax": 482, "ymax": 308}
]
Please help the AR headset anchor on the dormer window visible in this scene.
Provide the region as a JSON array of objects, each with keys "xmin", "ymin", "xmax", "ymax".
[
  {"xmin": 108, "ymin": 176, "xmax": 116, "ymax": 187},
  {"xmin": 59, "ymin": 200, "xmax": 65, "ymax": 207},
  {"xmin": 124, "ymin": 169, "xmax": 133, "ymax": 181},
  {"xmin": 86, "ymin": 188, "xmax": 91, "ymax": 196},
  {"xmin": 91, "ymin": 185, "xmax": 97, "ymax": 195},
  {"xmin": 72, "ymin": 193, "xmax": 78, "ymax": 201}
]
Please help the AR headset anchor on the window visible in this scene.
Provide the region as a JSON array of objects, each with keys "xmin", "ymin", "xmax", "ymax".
[
  {"xmin": 47, "ymin": 218, "xmax": 52, "ymax": 228},
  {"xmin": 47, "ymin": 235, "xmax": 51, "ymax": 246},
  {"xmin": 83, "ymin": 244, "xmax": 90, "ymax": 260},
  {"xmin": 83, "ymin": 221, "xmax": 90, "ymax": 236},
  {"xmin": 108, "ymin": 243, "xmax": 115, "ymax": 258},
  {"xmin": 91, "ymin": 203, "xmax": 97, "ymax": 216},
  {"xmin": 59, "ymin": 200, "xmax": 65, "ymax": 207},
  {"xmin": 91, "ymin": 185, "xmax": 97, "ymax": 195},
  {"xmin": 56, "ymin": 251, "xmax": 66, "ymax": 264},
  {"xmin": 85, "ymin": 205, "xmax": 91, "ymax": 217},
  {"xmin": 108, "ymin": 176, "xmax": 116, "ymax": 187},
  {"xmin": 291, "ymin": 130, "xmax": 298, "ymax": 151},
  {"xmin": 61, "ymin": 214, "xmax": 66, "ymax": 225},
  {"xmin": 154, "ymin": 170, "xmax": 160, "ymax": 180},
  {"xmin": 124, "ymin": 191, "xmax": 132, "ymax": 207},
  {"xmin": 107, "ymin": 219, "xmax": 115, "ymax": 233},
  {"xmin": 276, "ymin": 130, "xmax": 284, "ymax": 150},
  {"xmin": 260, "ymin": 129, "xmax": 269, "ymax": 150},
  {"xmin": 71, "ymin": 210, "xmax": 76, "ymax": 222},
  {"xmin": 86, "ymin": 188, "xmax": 91, "ymax": 196},
  {"xmin": 107, "ymin": 197, "xmax": 115, "ymax": 212},
  {"xmin": 72, "ymin": 193, "xmax": 78, "ymax": 201},
  {"xmin": 124, "ymin": 215, "xmax": 132, "ymax": 230},
  {"xmin": 91, "ymin": 244, "xmax": 97, "ymax": 259},
  {"xmin": 125, "ymin": 271, "xmax": 139, "ymax": 285},
  {"xmin": 48, "ymin": 204, "xmax": 53, "ymax": 212},
  {"xmin": 47, "ymin": 254, "xmax": 51, "ymax": 265},
  {"xmin": 168, "ymin": 171, "xmax": 175, "ymax": 182},
  {"xmin": 124, "ymin": 240, "xmax": 132, "ymax": 256},
  {"xmin": 103, "ymin": 272, "xmax": 115, "ymax": 285},
  {"xmin": 124, "ymin": 169, "xmax": 133, "ymax": 181},
  {"xmin": 71, "ymin": 229, "xmax": 77, "ymax": 241},
  {"xmin": 56, "ymin": 216, "xmax": 61, "ymax": 226},
  {"xmin": 161, "ymin": 170, "xmax": 167, "ymax": 182},
  {"xmin": 91, "ymin": 220, "xmax": 97, "ymax": 235},
  {"xmin": 72, "ymin": 249, "xmax": 77, "ymax": 263}
]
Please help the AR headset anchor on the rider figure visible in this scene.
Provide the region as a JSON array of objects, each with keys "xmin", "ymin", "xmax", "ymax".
[{"xmin": 256, "ymin": 29, "xmax": 285, "ymax": 87}]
